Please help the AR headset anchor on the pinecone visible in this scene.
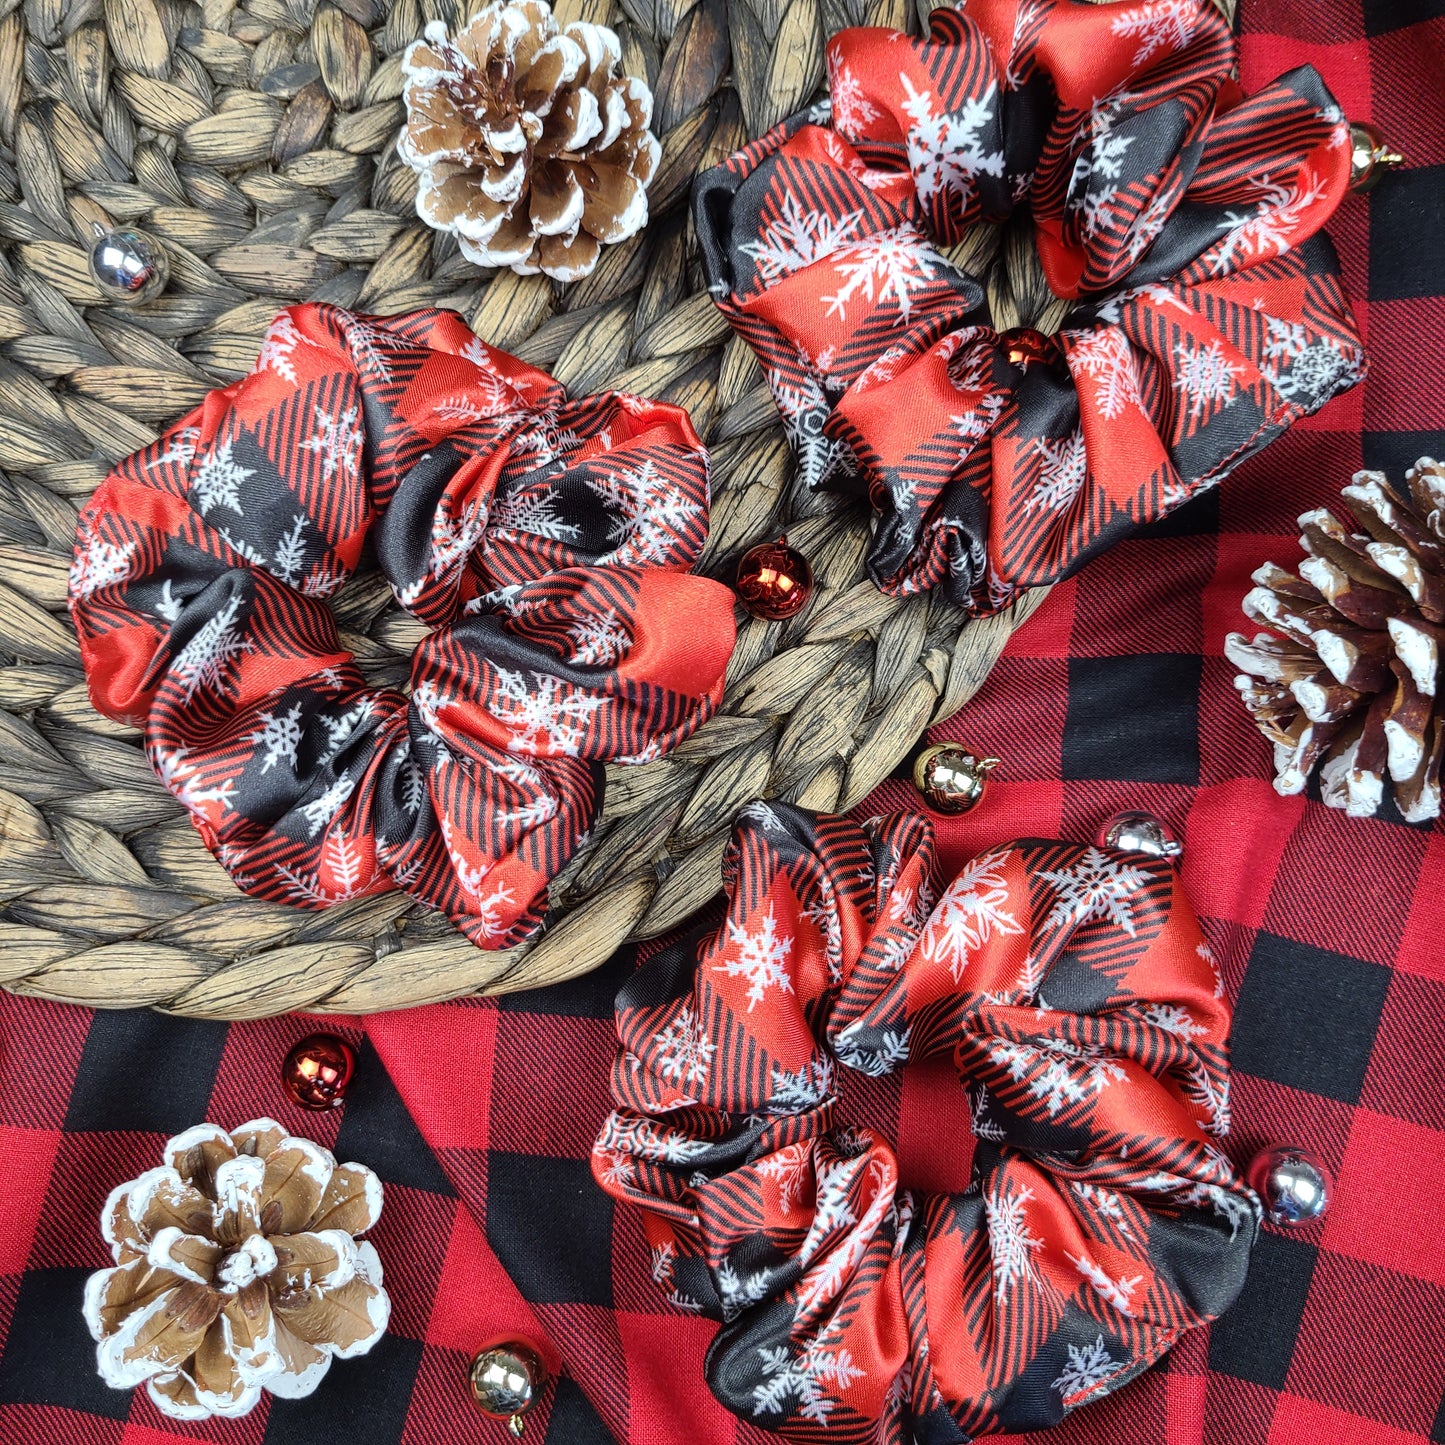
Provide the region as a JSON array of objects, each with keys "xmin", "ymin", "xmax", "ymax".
[
  {"xmin": 399, "ymin": 0, "xmax": 659, "ymax": 281},
  {"xmin": 1225, "ymin": 459, "xmax": 1445, "ymax": 822},
  {"xmin": 83, "ymin": 1119, "xmax": 389, "ymax": 1420}
]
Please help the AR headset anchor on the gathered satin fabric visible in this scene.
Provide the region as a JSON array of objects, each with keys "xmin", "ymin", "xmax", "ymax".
[
  {"xmin": 694, "ymin": 0, "xmax": 1366, "ymax": 611},
  {"xmin": 68, "ymin": 303, "xmax": 737, "ymax": 946},
  {"xmin": 594, "ymin": 802, "xmax": 1258, "ymax": 1442}
]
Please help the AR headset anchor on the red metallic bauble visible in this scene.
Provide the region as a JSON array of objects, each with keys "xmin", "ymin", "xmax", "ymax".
[
  {"xmin": 281, "ymin": 1032, "xmax": 357, "ymax": 1110},
  {"xmin": 735, "ymin": 537, "xmax": 813, "ymax": 621}
]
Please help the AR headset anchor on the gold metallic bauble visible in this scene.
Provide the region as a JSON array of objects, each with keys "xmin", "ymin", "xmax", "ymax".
[
  {"xmin": 1348, "ymin": 121, "xmax": 1402, "ymax": 193},
  {"xmin": 469, "ymin": 1339, "xmax": 549, "ymax": 1436},
  {"xmin": 913, "ymin": 743, "xmax": 999, "ymax": 815}
]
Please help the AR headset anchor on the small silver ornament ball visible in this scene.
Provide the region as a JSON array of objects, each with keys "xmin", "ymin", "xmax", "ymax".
[
  {"xmin": 1099, "ymin": 810, "xmax": 1183, "ymax": 859},
  {"xmin": 1247, "ymin": 1145, "xmax": 1331, "ymax": 1227},
  {"xmin": 88, "ymin": 226, "xmax": 170, "ymax": 304}
]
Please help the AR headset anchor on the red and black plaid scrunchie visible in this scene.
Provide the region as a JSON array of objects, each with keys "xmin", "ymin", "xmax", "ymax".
[
  {"xmin": 694, "ymin": 0, "xmax": 1366, "ymax": 610},
  {"xmin": 594, "ymin": 801, "xmax": 1257, "ymax": 1442},
  {"xmin": 68, "ymin": 303, "xmax": 736, "ymax": 946}
]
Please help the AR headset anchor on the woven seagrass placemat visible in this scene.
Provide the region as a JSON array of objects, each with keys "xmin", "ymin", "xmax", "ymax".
[{"xmin": 0, "ymin": 0, "xmax": 1230, "ymax": 1015}]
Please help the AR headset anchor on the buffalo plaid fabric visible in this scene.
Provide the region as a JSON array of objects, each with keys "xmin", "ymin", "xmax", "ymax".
[{"xmin": 1, "ymin": 0, "xmax": 1442, "ymax": 1441}]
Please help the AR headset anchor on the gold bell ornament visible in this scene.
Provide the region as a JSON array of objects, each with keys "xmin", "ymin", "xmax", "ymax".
[
  {"xmin": 469, "ymin": 1339, "xmax": 550, "ymax": 1436},
  {"xmin": 1347, "ymin": 121, "xmax": 1402, "ymax": 192},
  {"xmin": 913, "ymin": 743, "xmax": 999, "ymax": 815}
]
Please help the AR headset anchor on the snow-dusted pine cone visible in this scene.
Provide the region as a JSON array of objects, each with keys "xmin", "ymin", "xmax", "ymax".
[
  {"xmin": 399, "ymin": 0, "xmax": 658, "ymax": 281},
  {"xmin": 84, "ymin": 1119, "xmax": 388, "ymax": 1420},
  {"xmin": 1226, "ymin": 460, "xmax": 1445, "ymax": 822}
]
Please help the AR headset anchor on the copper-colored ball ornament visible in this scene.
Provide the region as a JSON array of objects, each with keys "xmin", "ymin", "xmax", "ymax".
[
  {"xmin": 1247, "ymin": 1144, "xmax": 1331, "ymax": 1227},
  {"xmin": 281, "ymin": 1032, "xmax": 357, "ymax": 1110},
  {"xmin": 469, "ymin": 1339, "xmax": 549, "ymax": 1436},
  {"xmin": 913, "ymin": 743, "xmax": 1000, "ymax": 815},
  {"xmin": 1099, "ymin": 810, "xmax": 1183, "ymax": 860},
  {"xmin": 735, "ymin": 537, "xmax": 813, "ymax": 621},
  {"xmin": 87, "ymin": 224, "xmax": 170, "ymax": 304},
  {"xmin": 1000, "ymin": 327, "xmax": 1057, "ymax": 369},
  {"xmin": 1348, "ymin": 121, "xmax": 1403, "ymax": 192}
]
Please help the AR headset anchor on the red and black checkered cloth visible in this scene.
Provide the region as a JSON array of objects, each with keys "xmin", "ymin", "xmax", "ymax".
[{"xmin": 2, "ymin": 1, "xmax": 1442, "ymax": 1441}]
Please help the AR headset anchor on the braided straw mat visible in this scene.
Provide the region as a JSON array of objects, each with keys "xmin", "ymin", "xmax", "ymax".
[{"xmin": 0, "ymin": 0, "xmax": 1233, "ymax": 1015}]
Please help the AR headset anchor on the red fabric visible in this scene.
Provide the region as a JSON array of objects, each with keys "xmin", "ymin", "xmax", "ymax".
[
  {"xmin": 693, "ymin": 0, "xmax": 1365, "ymax": 610},
  {"xmin": 67, "ymin": 303, "xmax": 736, "ymax": 946},
  {"xmin": 594, "ymin": 806, "xmax": 1254, "ymax": 1441}
]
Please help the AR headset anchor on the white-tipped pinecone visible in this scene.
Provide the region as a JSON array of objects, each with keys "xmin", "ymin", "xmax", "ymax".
[
  {"xmin": 1226, "ymin": 459, "xmax": 1445, "ymax": 822},
  {"xmin": 400, "ymin": 0, "xmax": 658, "ymax": 281}
]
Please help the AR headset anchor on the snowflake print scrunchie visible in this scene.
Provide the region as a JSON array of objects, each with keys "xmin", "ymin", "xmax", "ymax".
[
  {"xmin": 594, "ymin": 801, "xmax": 1258, "ymax": 1442},
  {"xmin": 69, "ymin": 303, "xmax": 737, "ymax": 946},
  {"xmin": 694, "ymin": 0, "xmax": 1366, "ymax": 611}
]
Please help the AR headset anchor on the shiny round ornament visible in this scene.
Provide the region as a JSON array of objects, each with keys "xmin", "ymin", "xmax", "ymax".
[
  {"xmin": 1000, "ymin": 327, "xmax": 1056, "ymax": 369},
  {"xmin": 735, "ymin": 537, "xmax": 813, "ymax": 621},
  {"xmin": 281, "ymin": 1032, "xmax": 357, "ymax": 1110},
  {"xmin": 1247, "ymin": 1144, "xmax": 1330, "ymax": 1227},
  {"xmin": 1348, "ymin": 121, "xmax": 1403, "ymax": 193},
  {"xmin": 469, "ymin": 1339, "xmax": 549, "ymax": 1436},
  {"xmin": 913, "ymin": 743, "xmax": 999, "ymax": 815},
  {"xmin": 87, "ymin": 225, "xmax": 170, "ymax": 304},
  {"xmin": 1099, "ymin": 810, "xmax": 1183, "ymax": 859}
]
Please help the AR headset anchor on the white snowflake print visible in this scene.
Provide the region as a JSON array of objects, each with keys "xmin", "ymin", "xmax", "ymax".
[
  {"xmin": 1258, "ymin": 314, "xmax": 1357, "ymax": 406},
  {"xmin": 510, "ymin": 412, "xmax": 583, "ymax": 466},
  {"xmin": 320, "ymin": 695, "xmax": 375, "ymax": 755},
  {"xmin": 1026, "ymin": 432, "xmax": 1089, "ymax": 515},
  {"xmin": 1068, "ymin": 102, "xmax": 1135, "ymax": 239},
  {"xmin": 992, "ymin": 1036, "xmax": 1129, "ymax": 1117},
  {"xmin": 653, "ymin": 1006, "xmax": 715, "ymax": 1090},
  {"xmin": 254, "ymin": 311, "xmax": 313, "ymax": 383},
  {"xmin": 1142, "ymin": 1002, "xmax": 1207, "ymax": 1040},
  {"xmin": 300, "ymin": 404, "xmax": 364, "ymax": 483},
  {"xmin": 569, "ymin": 608, "xmax": 629, "ymax": 667},
  {"xmin": 69, "ymin": 534, "xmax": 135, "ymax": 599},
  {"xmin": 148, "ymin": 426, "xmax": 199, "ymax": 470},
  {"xmin": 300, "ymin": 773, "xmax": 355, "ymax": 838},
  {"xmin": 717, "ymin": 1258, "xmax": 774, "ymax": 1318},
  {"xmin": 767, "ymin": 356, "xmax": 849, "ymax": 486},
  {"xmin": 1071, "ymin": 1182, "xmax": 1135, "ymax": 1240},
  {"xmin": 821, "ymin": 226, "xmax": 947, "ymax": 326},
  {"xmin": 970, "ymin": 1085, "xmax": 1006, "ymax": 1142},
  {"xmin": 1212, "ymin": 169, "xmax": 1329, "ymax": 274},
  {"xmin": 489, "ymin": 483, "xmax": 581, "ymax": 542},
  {"xmin": 190, "ymin": 438, "xmax": 253, "ymax": 516},
  {"xmin": 275, "ymin": 828, "xmax": 367, "ymax": 904},
  {"xmin": 490, "ymin": 667, "xmax": 608, "ymax": 756},
  {"xmin": 247, "ymin": 702, "xmax": 303, "ymax": 774},
  {"xmin": 585, "ymin": 458, "xmax": 703, "ymax": 568},
  {"xmin": 301, "ymin": 562, "xmax": 345, "ymax": 599},
  {"xmin": 740, "ymin": 191, "xmax": 864, "ymax": 283},
  {"xmin": 154, "ymin": 580, "xmax": 182, "ymax": 623},
  {"xmin": 149, "ymin": 743, "xmax": 235, "ymax": 816},
  {"xmin": 594, "ymin": 1112, "xmax": 710, "ymax": 1167},
  {"xmin": 829, "ymin": 61, "xmax": 879, "ymax": 136},
  {"xmin": 794, "ymin": 1153, "xmax": 898, "ymax": 1319},
  {"xmin": 899, "ymin": 72, "xmax": 1004, "ymax": 216},
  {"xmin": 766, "ymin": 1056, "xmax": 834, "ymax": 1115},
  {"xmin": 649, "ymin": 1241, "xmax": 703, "ymax": 1314},
  {"xmin": 757, "ymin": 1143, "xmax": 812, "ymax": 1216},
  {"xmin": 438, "ymin": 817, "xmax": 516, "ymax": 939},
  {"xmin": 1182, "ymin": 1059, "xmax": 1231, "ymax": 1136},
  {"xmin": 1067, "ymin": 1251, "xmax": 1144, "ymax": 1316},
  {"xmin": 918, "ymin": 851, "xmax": 1023, "ymax": 984},
  {"xmin": 1065, "ymin": 328, "xmax": 1144, "ymax": 421},
  {"xmin": 987, "ymin": 1181, "xmax": 1044, "ymax": 1303},
  {"xmin": 1053, "ymin": 1335, "xmax": 1122, "ymax": 1401},
  {"xmin": 1038, "ymin": 846, "xmax": 1150, "ymax": 937},
  {"xmin": 1108, "ymin": 0, "xmax": 1194, "ymax": 66},
  {"xmin": 1172, "ymin": 337, "xmax": 1245, "ymax": 423},
  {"xmin": 346, "ymin": 320, "xmax": 408, "ymax": 380},
  {"xmin": 268, "ymin": 513, "xmax": 308, "ymax": 587},
  {"xmin": 714, "ymin": 902, "xmax": 794, "ymax": 1012},
  {"xmin": 833, "ymin": 1022, "xmax": 911, "ymax": 1078},
  {"xmin": 171, "ymin": 595, "xmax": 252, "ymax": 702},
  {"xmin": 752, "ymin": 1319, "xmax": 865, "ymax": 1427},
  {"xmin": 1198, "ymin": 938, "xmax": 1224, "ymax": 999}
]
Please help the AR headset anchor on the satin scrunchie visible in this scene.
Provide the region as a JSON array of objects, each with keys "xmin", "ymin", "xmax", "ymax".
[
  {"xmin": 694, "ymin": 0, "xmax": 1365, "ymax": 611},
  {"xmin": 594, "ymin": 801, "xmax": 1257, "ymax": 1441},
  {"xmin": 69, "ymin": 303, "xmax": 736, "ymax": 946}
]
